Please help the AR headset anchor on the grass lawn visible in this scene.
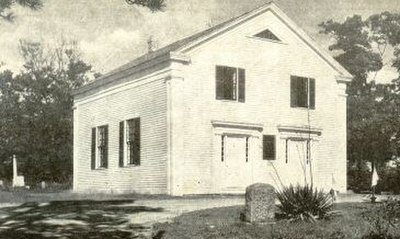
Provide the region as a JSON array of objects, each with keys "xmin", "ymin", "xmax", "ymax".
[{"xmin": 153, "ymin": 202, "xmax": 400, "ymax": 239}]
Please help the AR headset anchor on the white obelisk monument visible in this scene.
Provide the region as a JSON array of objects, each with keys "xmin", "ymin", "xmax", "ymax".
[{"xmin": 12, "ymin": 155, "xmax": 25, "ymax": 187}]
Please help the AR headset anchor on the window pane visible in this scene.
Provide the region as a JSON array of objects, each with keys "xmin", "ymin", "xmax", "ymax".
[
  {"xmin": 97, "ymin": 126, "xmax": 108, "ymax": 168},
  {"xmin": 126, "ymin": 119, "xmax": 135, "ymax": 165},
  {"xmin": 98, "ymin": 127, "xmax": 105, "ymax": 146},
  {"xmin": 127, "ymin": 119, "xmax": 135, "ymax": 142}
]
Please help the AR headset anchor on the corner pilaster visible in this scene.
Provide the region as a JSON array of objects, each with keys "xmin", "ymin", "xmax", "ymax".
[{"xmin": 165, "ymin": 70, "xmax": 185, "ymax": 196}]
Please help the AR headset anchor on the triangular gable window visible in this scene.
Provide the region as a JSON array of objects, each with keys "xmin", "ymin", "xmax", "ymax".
[{"xmin": 254, "ymin": 29, "xmax": 280, "ymax": 41}]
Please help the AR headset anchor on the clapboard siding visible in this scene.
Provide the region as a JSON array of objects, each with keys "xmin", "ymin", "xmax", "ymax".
[
  {"xmin": 73, "ymin": 70, "xmax": 169, "ymax": 194},
  {"xmin": 178, "ymin": 10, "xmax": 347, "ymax": 193}
]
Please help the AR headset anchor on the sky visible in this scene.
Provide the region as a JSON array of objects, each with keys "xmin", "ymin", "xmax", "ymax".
[{"xmin": 1, "ymin": 0, "xmax": 400, "ymax": 82}]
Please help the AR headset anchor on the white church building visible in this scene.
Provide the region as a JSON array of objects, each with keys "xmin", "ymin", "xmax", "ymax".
[{"xmin": 72, "ymin": 2, "xmax": 352, "ymax": 196}]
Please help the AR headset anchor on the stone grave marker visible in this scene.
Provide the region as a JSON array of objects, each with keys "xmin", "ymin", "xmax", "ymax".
[{"xmin": 243, "ymin": 183, "xmax": 275, "ymax": 223}]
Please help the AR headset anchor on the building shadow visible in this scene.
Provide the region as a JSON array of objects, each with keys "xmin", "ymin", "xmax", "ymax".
[{"xmin": 0, "ymin": 199, "xmax": 163, "ymax": 238}]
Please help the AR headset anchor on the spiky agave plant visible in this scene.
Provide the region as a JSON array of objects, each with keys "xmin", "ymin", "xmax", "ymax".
[{"xmin": 276, "ymin": 184, "xmax": 335, "ymax": 222}]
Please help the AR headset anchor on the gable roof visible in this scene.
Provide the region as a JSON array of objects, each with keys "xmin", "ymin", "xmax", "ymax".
[{"xmin": 74, "ymin": 1, "xmax": 352, "ymax": 96}]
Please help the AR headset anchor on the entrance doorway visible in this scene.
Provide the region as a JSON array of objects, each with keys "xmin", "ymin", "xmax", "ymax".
[
  {"xmin": 286, "ymin": 139, "xmax": 312, "ymax": 186},
  {"xmin": 220, "ymin": 135, "xmax": 253, "ymax": 192}
]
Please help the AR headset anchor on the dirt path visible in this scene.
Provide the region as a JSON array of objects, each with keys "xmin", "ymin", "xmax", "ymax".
[{"xmin": 126, "ymin": 197, "xmax": 245, "ymax": 225}]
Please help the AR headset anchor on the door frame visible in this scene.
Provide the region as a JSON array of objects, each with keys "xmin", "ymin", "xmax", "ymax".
[
  {"xmin": 211, "ymin": 120, "xmax": 263, "ymax": 193},
  {"xmin": 276, "ymin": 125, "xmax": 321, "ymax": 187}
]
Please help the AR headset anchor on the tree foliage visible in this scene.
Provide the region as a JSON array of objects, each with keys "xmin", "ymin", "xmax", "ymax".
[
  {"xmin": 0, "ymin": 40, "xmax": 93, "ymax": 184},
  {"xmin": 125, "ymin": 0, "xmax": 165, "ymax": 12},
  {"xmin": 0, "ymin": 0, "xmax": 42, "ymax": 21},
  {"xmin": 1, "ymin": 0, "xmax": 165, "ymax": 22},
  {"xmin": 320, "ymin": 13, "xmax": 400, "ymax": 191}
]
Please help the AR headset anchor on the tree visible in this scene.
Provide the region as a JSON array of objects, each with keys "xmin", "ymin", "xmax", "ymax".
[
  {"xmin": 125, "ymin": 0, "xmax": 165, "ymax": 12},
  {"xmin": 320, "ymin": 13, "xmax": 400, "ymax": 191},
  {"xmin": 0, "ymin": 40, "xmax": 94, "ymax": 185},
  {"xmin": 1, "ymin": 0, "xmax": 165, "ymax": 22},
  {"xmin": 0, "ymin": 0, "xmax": 42, "ymax": 21},
  {"xmin": 0, "ymin": 70, "xmax": 23, "ymax": 180}
]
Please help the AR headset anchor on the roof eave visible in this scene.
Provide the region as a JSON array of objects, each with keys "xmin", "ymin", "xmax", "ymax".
[
  {"xmin": 72, "ymin": 52, "xmax": 190, "ymax": 97},
  {"xmin": 176, "ymin": 2, "xmax": 275, "ymax": 54},
  {"xmin": 336, "ymin": 75, "xmax": 353, "ymax": 83},
  {"xmin": 268, "ymin": 3, "xmax": 354, "ymax": 79}
]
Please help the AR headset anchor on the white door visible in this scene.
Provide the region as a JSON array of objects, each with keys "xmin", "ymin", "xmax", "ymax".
[
  {"xmin": 221, "ymin": 135, "xmax": 252, "ymax": 192},
  {"xmin": 287, "ymin": 139, "xmax": 312, "ymax": 186}
]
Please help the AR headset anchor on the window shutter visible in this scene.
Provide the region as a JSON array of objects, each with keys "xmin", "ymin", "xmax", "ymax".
[
  {"xmin": 134, "ymin": 118, "xmax": 141, "ymax": 165},
  {"xmin": 91, "ymin": 128, "xmax": 96, "ymax": 170},
  {"xmin": 103, "ymin": 126, "xmax": 108, "ymax": 168},
  {"xmin": 290, "ymin": 76, "xmax": 297, "ymax": 107},
  {"xmin": 300, "ymin": 77, "xmax": 308, "ymax": 107},
  {"xmin": 238, "ymin": 68, "xmax": 245, "ymax": 102},
  {"xmin": 309, "ymin": 78, "xmax": 315, "ymax": 109},
  {"xmin": 119, "ymin": 121, "xmax": 124, "ymax": 167},
  {"xmin": 216, "ymin": 66, "xmax": 224, "ymax": 99},
  {"xmin": 263, "ymin": 135, "xmax": 276, "ymax": 160}
]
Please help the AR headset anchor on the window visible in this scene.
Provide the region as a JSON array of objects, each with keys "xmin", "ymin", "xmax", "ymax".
[
  {"xmin": 263, "ymin": 135, "xmax": 276, "ymax": 160},
  {"xmin": 91, "ymin": 125, "xmax": 108, "ymax": 169},
  {"xmin": 216, "ymin": 66, "xmax": 245, "ymax": 102},
  {"xmin": 221, "ymin": 135, "xmax": 225, "ymax": 162},
  {"xmin": 290, "ymin": 76, "xmax": 315, "ymax": 109},
  {"xmin": 285, "ymin": 139, "xmax": 288, "ymax": 163},
  {"xmin": 254, "ymin": 29, "xmax": 281, "ymax": 42},
  {"xmin": 119, "ymin": 118, "xmax": 141, "ymax": 167},
  {"xmin": 98, "ymin": 126, "xmax": 108, "ymax": 168},
  {"xmin": 246, "ymin": 137, "xmax": 249, "ymax": 162},
  {"xmin": 306, "ymin": 139, "xmax": 310, "ymax": 165}
]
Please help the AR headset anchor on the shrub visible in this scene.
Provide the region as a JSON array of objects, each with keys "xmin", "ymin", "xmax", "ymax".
[
  {"xmin": 347, "ymin": 162, "xmax": 372, "ymax": 193},
  {"xmin": 362, "ymin": 198, "xmax": 400, "ymax": 239},
  {"xmin": 376, "ymin": 167, "xmax": 400, "ymax": 194},
  {"xmin": 276, "ymin": 184, "xmax": 334, "ymax": 222}
]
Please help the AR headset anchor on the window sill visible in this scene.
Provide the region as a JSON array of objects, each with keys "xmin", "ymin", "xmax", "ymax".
[
  {"xmin": 216, "ymin": 99, "xmax": 245, "ymax": 103},
  {"xmin": 291, "ymin": 107, "xmax": 315, "ymax": 111},
  {"xmin": 121, "ymin": 164, "xmax": 140, "ymax": 168},
  {"xmin": 93, "ymin": 167, "xmax": 107, "ymax": 171}
]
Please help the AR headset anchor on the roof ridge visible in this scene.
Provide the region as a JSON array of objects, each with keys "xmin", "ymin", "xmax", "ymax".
[{"xmin": 83, "ymin": 1, "xmax": 275, "ymax": 85}]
